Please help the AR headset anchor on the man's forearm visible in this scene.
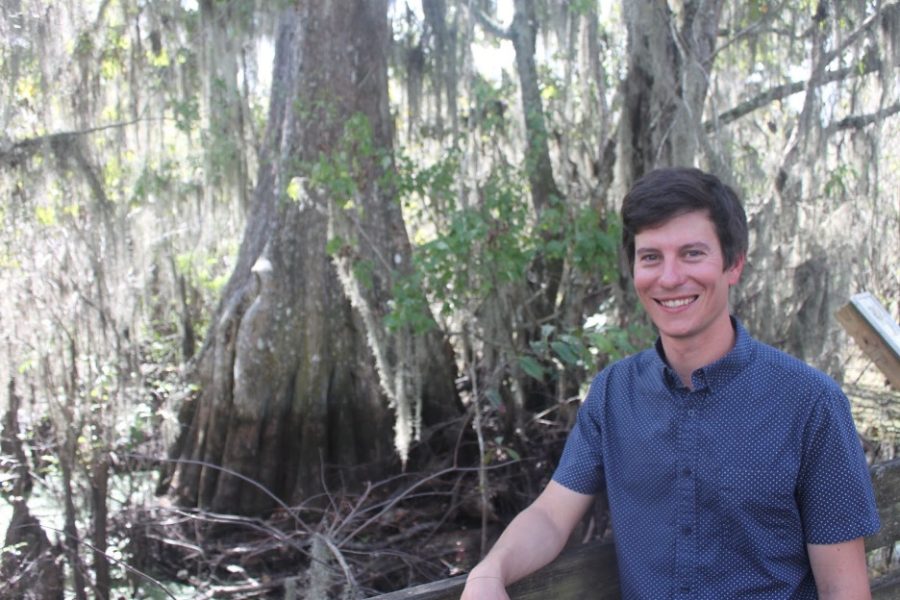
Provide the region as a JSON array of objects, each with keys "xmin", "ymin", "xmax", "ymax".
[
  {"xmin": 463, "ymin": 480, "xmax": 594, "ymax": 594},
  {"xmin": 468, "ymin": 502, "xmax": 571, "ymax": 585}
]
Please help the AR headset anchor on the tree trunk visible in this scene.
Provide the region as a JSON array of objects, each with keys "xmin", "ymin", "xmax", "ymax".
[
  {"xmin": 509, "ymin": 0, "xmax": 566, "ymax": 323},
  {"xmin": 90, "ymin": 449, "xmax": 111, "ymax": 600},
  {"xmin": 615, "ymin": 0, "xmax": 724, "ymax": 188},
  {"xmin": 161, "ymin": 0, "xmax": 459, "ymax": 515},
  {"xmin": 62, "ymin": 342, "xmax": 88, "ymax": 600},
  {"xmin": 1, "ymin": 377, "xmax": 63, "ymax": 599},
  {"xmin": 199, "ymin": 0, "xmax": 252, "ymax": 213},
  {"xmin": 510, "ymin": 0, "xmax": 564, "ymax": 216},
  {"xmin": 422, "ymin": 0, "xmax": 447, "ymax": 135}
]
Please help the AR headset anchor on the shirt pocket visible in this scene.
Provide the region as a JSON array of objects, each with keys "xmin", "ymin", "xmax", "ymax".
[{"xmin": 718, "ymin": 467, "xmax": 803, "ymax": 558}]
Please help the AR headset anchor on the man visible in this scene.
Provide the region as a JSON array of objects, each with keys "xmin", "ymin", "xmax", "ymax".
[{"xmin": 460, "ymin": 167, "xmax": 879, "ymax": 599}]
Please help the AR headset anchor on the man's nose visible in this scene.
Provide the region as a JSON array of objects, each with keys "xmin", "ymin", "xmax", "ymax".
[{"xmin": 658, "ymin": 259, "xmax": 685, "ymax": 287}]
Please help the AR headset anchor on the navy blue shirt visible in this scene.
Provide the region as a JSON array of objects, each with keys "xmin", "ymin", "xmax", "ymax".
[{"xmin": 553, "ymin": 319, "xmax": 879, "ymax": 599}]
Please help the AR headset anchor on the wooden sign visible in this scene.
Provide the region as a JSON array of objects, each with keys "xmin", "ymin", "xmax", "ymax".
[{"xmin": 836, "ymin": 292, "xmax": 900, "ymax": 390}]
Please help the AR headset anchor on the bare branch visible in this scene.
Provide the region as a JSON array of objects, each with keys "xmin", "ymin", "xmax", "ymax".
[
  {"xmin": 825, "ymin": 101, "xmax": 900, "ymax": 134},
  {"xmin": 336, "ymin": 461, "xmax": 519, "ymax": 547},
  {"xmin": 708, "ymin": 2, "xmax": 899, "ymax": 129},
  {"xmin": 133, "ymin": 454, "xmax": 314, "ymax": 535},
  {"xmin": 317, "ymin": 533, "xmax": 361, "ymax": 592},
  {"xmin": 706, "ymin": 53, "xmax": 881, "ymax": 129},
  {"xmin": 821, "ymin": 2, "xmax": 899, "ymax": 66},
  {"xmin": 0, "ymin": 118, "xmax": 153, "ymax": 170},
  {"xmin": 713, "ymin": 0, "xmax": 791, "ymax": 60},
  {"xmin": 468, "ymin": 4, "xmax": 511, "ymax": 40},
  {"xmin": 93, "ymin": 0, "xmax": 114, "ymax": 30},
  {"xmin": 716, "ymin": 1, "xmax": 896, "ymax": 62},
  {"xmin": 30, "ymin": 525, "xmax": 179, "ymax": 600}
]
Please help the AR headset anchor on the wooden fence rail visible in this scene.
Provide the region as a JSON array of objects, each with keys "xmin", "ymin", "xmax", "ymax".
[{"xmin": 371, "ymin": 458, "xmax": 900, "ymax": 599}]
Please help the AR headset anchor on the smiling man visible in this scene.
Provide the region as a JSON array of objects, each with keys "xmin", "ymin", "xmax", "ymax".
[{"xmin": 460, "ymin": 167, "xmax": 879, "ymax": 599}]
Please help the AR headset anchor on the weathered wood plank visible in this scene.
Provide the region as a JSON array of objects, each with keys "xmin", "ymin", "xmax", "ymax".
[
  {"xmin": 866, "ymin": 458, "xmax": 900, "ymax": 552},
  {"xmin": 369, "ymin": 542, "xmax": 618, "ymax": 600},
  {"xmin": 871, "ymin": 568, "xmax": 900, "ymax": 600},
  {"xmin": 369, "ymin": 575, "xmax": 465, "ymax": 600},
  {"xmin": 369, "ymin": 459, "xmax": 900, "ymax": 599},
  {"xmin": 504, "ymin": 541, "xmax": 618, "ymax": 600},
  {"xmin": 836, "ymin": 293, "xmax": 900, "ymax": 390}
]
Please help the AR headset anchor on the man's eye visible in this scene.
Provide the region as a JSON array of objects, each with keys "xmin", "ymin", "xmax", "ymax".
[{"xmin": 639, "ymin": 254, "xmax": 659, "ymax": 263}]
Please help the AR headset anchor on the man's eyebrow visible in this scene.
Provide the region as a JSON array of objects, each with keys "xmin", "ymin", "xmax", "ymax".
[
  {"xmin": 681, "ymin": 241, "xmax": 712, "ymax": 251},
  {"xmin": 635, "ymin": 241, "xmax": 712, "ymax": 254}
]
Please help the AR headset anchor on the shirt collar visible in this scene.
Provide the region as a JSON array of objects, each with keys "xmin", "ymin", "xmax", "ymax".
[{"xmin": 653, "ymin": 316, "xmax": 754, "ymax": 392}]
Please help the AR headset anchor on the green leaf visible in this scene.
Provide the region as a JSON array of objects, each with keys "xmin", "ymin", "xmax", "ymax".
[
  {"xmin": 551, "ymin": 340, "xmax": 580, "ymax": 365},
  {"xmin": 518, "ymin": 355, "xmax": 545, "ymax": 381},
  {"xmin": 325, "ymin": 236, "xmax": 345, "ymax": 256},
  {"xmin": 286, "ymin": 177, "xmax": 302, "ymax": 201},
  {"xmin": 35, "ymin": 206, "xmax": 56, "ymax": 226}
]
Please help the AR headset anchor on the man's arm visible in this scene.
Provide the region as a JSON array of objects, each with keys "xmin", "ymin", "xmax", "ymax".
[
  {"xmin": 808, "ymin": 538, "xmax": 871, "ymax": 600},
  {"xmin": 459, "ymin": 480, "xmax": 594, "ymax": 600}
]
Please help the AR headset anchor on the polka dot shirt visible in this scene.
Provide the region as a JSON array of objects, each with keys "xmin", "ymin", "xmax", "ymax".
[{"xmin": 553, "ymin": 318, "xmax": 880, "ymax": 599}]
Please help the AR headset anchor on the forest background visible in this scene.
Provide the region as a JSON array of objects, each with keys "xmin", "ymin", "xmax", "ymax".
[{"xmin": 1, "ymin": 0, "xmax": 898, "ymax": 598}]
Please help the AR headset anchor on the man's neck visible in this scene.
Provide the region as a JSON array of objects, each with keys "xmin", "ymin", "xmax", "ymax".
[{"xmin": 661, "ymin": 317, "xmax": 737, "ymax": 390}]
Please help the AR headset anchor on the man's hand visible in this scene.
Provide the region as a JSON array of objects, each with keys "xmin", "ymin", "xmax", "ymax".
[{"xmin": 459, "ymin": 573, "xmax": 509, "ymax": 600}]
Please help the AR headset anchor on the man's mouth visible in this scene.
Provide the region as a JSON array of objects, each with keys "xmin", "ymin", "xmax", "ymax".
[{"xmin": 657, "ymin": 296, "xmax": 698, "ymax": 308}]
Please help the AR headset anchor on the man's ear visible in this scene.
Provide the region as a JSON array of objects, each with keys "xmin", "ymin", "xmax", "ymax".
[{"xmin": 727, "ymin": 254, "xmax": 745, "ymax": 285}]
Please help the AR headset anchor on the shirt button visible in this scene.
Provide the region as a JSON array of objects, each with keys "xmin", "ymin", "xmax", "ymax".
[
  {"xmin": 682, "ymin": 526, "xmax": 692, "ymax": 536},
  {"xmin": 687, "ymin": 409, "xmax": 696, "ymax": 417},
  {"xmin": 682, "ymin": 467, "xmax": 692, "ymax": 477}
]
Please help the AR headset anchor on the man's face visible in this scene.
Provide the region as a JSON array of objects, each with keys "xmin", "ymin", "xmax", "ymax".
[{"xmin": 632, "ymin": 210, "xmax": 744, "ymax": 345}]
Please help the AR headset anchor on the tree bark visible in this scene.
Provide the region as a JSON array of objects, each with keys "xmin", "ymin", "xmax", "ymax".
[
  {"xmin": 62, "ymin": 342, "xmax": 88, "ymax": 600},
  {"xmin": 199, "ymin": 0, "xmax": 252, "ymax": 213},
  {"xmin": 422, "ymin": 0, "xmax": 455, "ymax": 137},
  {"xmin": 1, "ymin": 378, "xmax": 63, "ymax": 600},
  {"xmin": 161, "ymin": 0, "xmax": 458, "ymax": 515},
  {"xmin": 509, "ymin": 0, "xmax": 564, "ymax": 216},
  {"xmin": 615, "ymin": 0, "xmax": 724, "ymax": 187}
]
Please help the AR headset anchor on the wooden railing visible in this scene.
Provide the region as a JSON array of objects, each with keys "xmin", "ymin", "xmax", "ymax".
[{"xmin": 370, "ymin": 458, "xmax": 900, "ymax": 599}]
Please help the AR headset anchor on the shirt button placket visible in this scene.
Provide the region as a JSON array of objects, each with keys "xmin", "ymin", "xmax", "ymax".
[{"xmin": 674, "ymin": 391, "xmax": 699, "ymax": 598}]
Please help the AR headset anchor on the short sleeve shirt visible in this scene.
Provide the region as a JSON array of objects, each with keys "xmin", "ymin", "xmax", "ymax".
[{"xmin": 552, "ymin": 318, "xmax": 879, "ymax": 599}]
